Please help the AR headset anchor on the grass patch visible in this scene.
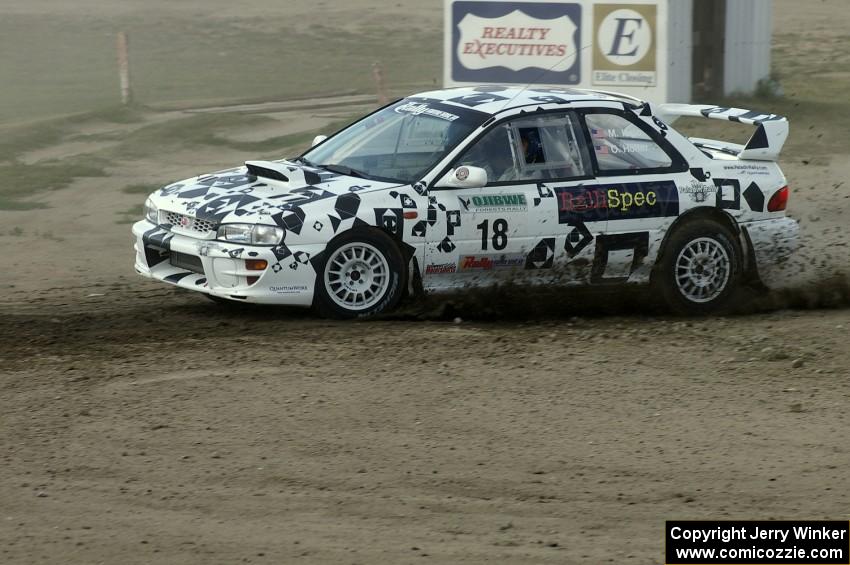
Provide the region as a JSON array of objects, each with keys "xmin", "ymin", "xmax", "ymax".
[
  {"xmin": 0, "ymin": 13, "xmax": 438, "ymax": 126},
  {"xmin": 109, "ymin": 113, "xmax": 261, "ymax": 158},
  {"xmin": 0, "ymin": 198, "xmax": 48, "ymax": 211},
  {"xmin": 0, "ymin": 156, "xmax": 107, "ymax": 210},
  {"xmin": 115, "ymin": 204, "xmax": 143, "ymax": 224},
  {"xmin": 109, "ymin": 112, "xmax": 359, "ymax": 158},
  {"xmin": 85, "ymin": 104, "xmax": 148, "ymax": 125},
  {"xmin": 122, "ymin": 183, "xmax": 160, "ymax": 195},
  {"xmin": 214, "ymin": 116, "xmax": 359, "ymax": 153},
  {"xmin": 0, "ymin": 105, "xmax": 358, "ymax": 210},
  {"xmin": 32, "ymin": 230, "xmax": 64, "ymax": 242},
  {"xmin": 0, "ymin": 105, "xmax": 145, "ymax": 162}
]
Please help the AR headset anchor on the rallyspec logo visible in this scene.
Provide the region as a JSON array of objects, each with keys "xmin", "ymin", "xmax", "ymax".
[
  {"xmin": 559, "ymin": 187, "xmax": 657, "ymax": 211},
  {"xmin": 559, "ymin": 188, "xmax": 608, "ymax": 213},
  {"xmin": 459, "ymin": 254, "xmax": 525, "ymax": 271},
  {"xmin": 608, "ymin": 188, "xmax": 657, "ymax": 211},
  {"xmin": 460, "ymin": 193, "xmax": 527, "ymax": 213},
  {"xmin": 425, "ymin": 263, "xmax": 457, "ymax": 275},
  {"xmin": 555, "ymin": 181, "xmax": 679, "ymax": 223}
]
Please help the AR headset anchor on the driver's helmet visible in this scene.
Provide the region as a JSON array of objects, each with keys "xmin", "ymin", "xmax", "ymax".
[{"xmin": 520, "ymin": 128, "xmax": 543, "ymax": 164}]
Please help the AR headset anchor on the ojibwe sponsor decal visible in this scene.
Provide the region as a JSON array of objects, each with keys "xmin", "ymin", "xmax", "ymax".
[
  {"xmin": 459, "ymin": 193, "xmax": 528, "ymax": 213},
  {"xmin": 555, "ymin": 181, "xmax": 679, "ymax": 223}
]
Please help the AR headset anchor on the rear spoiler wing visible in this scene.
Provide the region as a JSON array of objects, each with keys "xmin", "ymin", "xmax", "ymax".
[{"xmin": 655, "ymin": 104, "xmax": 789, "ymax": 161}]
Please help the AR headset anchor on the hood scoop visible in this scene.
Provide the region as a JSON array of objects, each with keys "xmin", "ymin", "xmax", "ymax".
[
  {"xmin": 245, "ymin": 160, "xmax": 293, "ymax": 182},
  {"xmin": 245, "ymin": 160, "xmax": 323, "ymax": 187}
]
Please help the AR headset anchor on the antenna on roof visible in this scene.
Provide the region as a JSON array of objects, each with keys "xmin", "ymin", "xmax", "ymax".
[{"xmin": 494, "ymin": 41, "xmax": 595, "ymax": 113}]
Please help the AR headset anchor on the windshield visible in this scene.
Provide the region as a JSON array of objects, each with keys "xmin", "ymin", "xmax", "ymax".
[{"xmin": 300, "ymin": 98, "xmax": 489, "ymax": 183}]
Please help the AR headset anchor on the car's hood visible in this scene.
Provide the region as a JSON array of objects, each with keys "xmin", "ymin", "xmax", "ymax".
[{"xmin": 149, "ymin": 159, "xmax": 405, "ymax": 225}]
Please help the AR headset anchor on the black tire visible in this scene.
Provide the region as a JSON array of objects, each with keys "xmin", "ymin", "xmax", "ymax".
[
  {"xmin": 652, "ymin": 218, "xmax": 742, "ymax": 315},
  {"xmin": 314, "ymin": 229, "xmax": 406, "ymax": 319}
]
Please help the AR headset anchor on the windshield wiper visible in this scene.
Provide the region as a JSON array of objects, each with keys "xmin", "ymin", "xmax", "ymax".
[
  {"xmin": 319, "ymin": 163, "xmax": 373, "ymax": 180},
  {"xmin": 290, "ymin": 156, "xmax": 317, "ymax": 167}
]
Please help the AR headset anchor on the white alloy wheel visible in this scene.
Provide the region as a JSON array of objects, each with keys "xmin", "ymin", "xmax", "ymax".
[
  {"xmin": 674, "ymin": 237, "xmax": 732, "ymax": 303},
  {"xmin": 323, "ymin": 242, "xmax": 391, "ymax": 311}
]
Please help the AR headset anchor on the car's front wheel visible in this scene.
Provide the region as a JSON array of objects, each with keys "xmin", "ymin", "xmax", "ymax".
[
  {"xmin": 314, "ymin": 229, "xmax": 405, "ymax": 319},
  {"xmin": 653, "ymin": 218, "xmax": 741, "ymax": 314}
]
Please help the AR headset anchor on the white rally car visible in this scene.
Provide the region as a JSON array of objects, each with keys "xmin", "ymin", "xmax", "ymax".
[{"xmin": 132, "ymin": 86, "xmax": 798, "ymax": 318}]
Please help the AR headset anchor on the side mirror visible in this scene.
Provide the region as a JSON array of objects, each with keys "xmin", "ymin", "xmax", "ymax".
[
  {"xmin": 311, "ymin": 135, "xmax": 328, "ymax": 147},
  {"xmin": 435, "ymin": 166, "xmax": 488, "ymax": 189}
]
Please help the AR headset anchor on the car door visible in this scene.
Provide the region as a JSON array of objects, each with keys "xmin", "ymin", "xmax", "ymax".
[
  {"xmin": 423, "ymin": 111, "xmax": 595, "ymax": 289},
  {"xmin": 569, "ymin": 107, "xmax": 690, "ymax": 284}
]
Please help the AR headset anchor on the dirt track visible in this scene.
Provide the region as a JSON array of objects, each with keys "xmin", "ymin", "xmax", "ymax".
[
  {"xmin": 3, "ymin": 0, "xmax": 850, "ymax": 563},
  {"xmin": 2, "ymin": 284, "xmax": 850, "ymax": 564}
]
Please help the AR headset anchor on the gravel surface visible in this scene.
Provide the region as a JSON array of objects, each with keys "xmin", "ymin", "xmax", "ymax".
[{"xmin": 2, "ymin": 285, "xmax": 850, "ymax": 564}]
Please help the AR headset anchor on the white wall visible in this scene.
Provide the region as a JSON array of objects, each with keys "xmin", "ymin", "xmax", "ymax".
[
  {"xmin": 723, "ymin": 0, "xmax": 773, "ymax": 95},
  {"xmin": 667, "ymin": 0, "xmax": 693, "ymax": 102}
]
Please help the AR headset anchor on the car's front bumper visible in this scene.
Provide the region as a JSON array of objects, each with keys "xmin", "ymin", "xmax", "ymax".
[
  {"xmin": 132, "ymin": 220, "xmax": 323, "ymax": 305},
  {"xmin": 740, "ymin": 216, "xmax": 800, "ymax": 287}
]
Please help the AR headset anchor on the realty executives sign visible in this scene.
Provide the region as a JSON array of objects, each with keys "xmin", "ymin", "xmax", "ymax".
[
  {"xmin": 452, "ymin": 1, "xmax": 582, "ymax": 84},
  {"xmin": 444, "ymin": 0, "xmax": 669, "ymax": 100}
]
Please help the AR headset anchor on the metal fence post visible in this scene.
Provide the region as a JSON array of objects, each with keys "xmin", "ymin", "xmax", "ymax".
[
  {"xmin": 372, "ymin": 62, "xmax": 388, "ymax": 106},
  {"xmin": 116, "ymin": 31, "xmax": 133, "ymax": 105}
]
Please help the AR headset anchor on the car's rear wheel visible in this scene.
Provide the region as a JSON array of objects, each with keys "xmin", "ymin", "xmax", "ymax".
[
  {"xmin": 653, "ymin": 218, "xmax": 741, "ymax": 314},
  {"xmin": 315, "ymin": 230, "xmax": 405, "ymax": 319}
]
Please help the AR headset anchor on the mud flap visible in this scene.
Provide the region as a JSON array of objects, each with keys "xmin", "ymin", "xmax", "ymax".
[
  {"xmin": 407, "ymin": 256, "xmax": 424, "ymax": 299},
  {"xmin": 739, "ymin": 226, "xmax": 765, "ymax": 289}
]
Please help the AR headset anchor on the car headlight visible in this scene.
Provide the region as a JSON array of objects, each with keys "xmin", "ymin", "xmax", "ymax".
[
  {"xmin": 253, "ymin": 224, "xmax": 284, "ymax": 245},
  {"xmin": 143, "ymin": 197, "xmax": 158, "ymax": 224},
  {"xmin": 217, "ymin": 223, "xmax": 283, "ymax": 245}
]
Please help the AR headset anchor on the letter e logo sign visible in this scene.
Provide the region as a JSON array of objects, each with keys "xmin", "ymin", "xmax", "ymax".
[
  {"xmin": 592, "ymin": 3, "xmax": 657, "ymax": 85},
  {"xmin": 600, "ymin": 9, "xmax": 651, "ymax": 66}
]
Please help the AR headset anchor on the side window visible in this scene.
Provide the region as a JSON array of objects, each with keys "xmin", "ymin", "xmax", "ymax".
[
  {"xmin": 455, "ymin": 112, "xmax": 591, "ymax": 185},
  {"xmin": 584, "ymin": 112, "xmax": 674, "ymax": 172}
]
